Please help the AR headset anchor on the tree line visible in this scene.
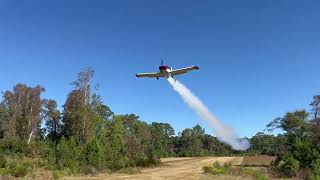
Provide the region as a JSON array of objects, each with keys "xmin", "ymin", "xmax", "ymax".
[
  {"xmin": 0, "ymin": 68, "xmax": 236, "ymax": 177},
  {"xmin": 0, "ymin": 68, "xmax": 319, "ymax": 179}
]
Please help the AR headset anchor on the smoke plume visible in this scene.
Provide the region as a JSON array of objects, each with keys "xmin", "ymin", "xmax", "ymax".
[{"xmin": 167, "ymin": 77, "xmax": 250, "ymax": 151}]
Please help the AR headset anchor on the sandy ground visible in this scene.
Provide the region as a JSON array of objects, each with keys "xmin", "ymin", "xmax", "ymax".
[{"xmin": 62, "ymin": 157, "xmax": 243, "ymax": 180}]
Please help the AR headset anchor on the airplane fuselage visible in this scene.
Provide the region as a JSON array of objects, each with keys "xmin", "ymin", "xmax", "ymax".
[{"xmin": 159, "ymin": 65, "xmax": 173, "ymax": 78}]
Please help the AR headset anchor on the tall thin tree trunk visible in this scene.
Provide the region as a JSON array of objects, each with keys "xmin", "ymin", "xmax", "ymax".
[
  {"xmin": 27, "ymin": 106, "xmax": 33, "ymax": 140},
  {"xmin": 27, "ymin": 127, "xmax": 34, "ymax": 144}
]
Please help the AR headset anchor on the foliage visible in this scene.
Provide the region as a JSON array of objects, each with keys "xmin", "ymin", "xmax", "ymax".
[
  {"xmin": 310, "ymin": 95, "xmax": 320, "ymax": 120},
  {"xmin": 0, "ymin": 158, "xmax": 34, "ymax": 178},
  {"xmin": 278, "ymin": 154, "xmax": 300, "ymax": 177},
  {"xmin": 203, "ymin": 162, "xmax": 270, "ymax": 180},
  {"xmin": 118, "ymin": 167, "xmax": 141, "ymax": 175},
  {"xmin": 266, "ymin": 103, "xmax": 320, "ymax": 178},
  {"xmin": 172, "ymin": 125, "xmax": 233, "ymax": 157},
  {"xmin": 0, "ymin": 84, "xmax": 45, "ymax": 143},
  {"xmin": 8, "ymin": 162, "xmax": 31, "ymax": 177},
  {"xmin": 249, "ymin": 132, "xmax": 277, "ymax": 155},
  {"xmin": 0, "ymin": 154, "xmax": 6, "ymax": 168},
  {"xmin": 0, "ymin": 138, "xmax": 31, "ymax": 156},
  {"xmin": 290, "ymin": 137, "xmax": 319, "ymax": 168},
  {"xmin": 56, "ymin": 137, "xmax": 81, "ymax": 173},
  {"xmin": 80, "ymin": 165, "xmax": 97, "ymax": 175},
  {"xmin": 238, "ymin": 168, "xmax": 270, "ymax": 180},
  {"xmin": 151, "ymin": 122, "xmax": 175, "ymax": 158},
  {"xmin": 312, "ymin": 159, "xmax": 320, "ymax": 177},
  {"xmin": 202, "ymin": 161, "xmax": 231, "ymax": 174},
  {"xmin": 52, "ymin": 170, "xmax": 61, "ymax": 180},
  {"xmin": 82, "ymin": 138, "xmax": 105, "ymax": 170},
  {"xmin": 311, "ymin": 175, "xmax": 320, "ymax": 180},
  {"xmin": 104, "ymin": 116, "xmax": 127, "ymax": 170},
  {"xmin": 43, "ymin": 99, "xmax": 61, "ymax": 142}
]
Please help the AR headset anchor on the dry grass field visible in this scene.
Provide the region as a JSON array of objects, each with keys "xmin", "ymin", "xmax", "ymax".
[
  {"xmin": 62, "ymin": 156, "xmax": 276, "ymax": 180},
  {"xmin": 242, "ymin": 156, "xmax": 276, "ymax": 167}
]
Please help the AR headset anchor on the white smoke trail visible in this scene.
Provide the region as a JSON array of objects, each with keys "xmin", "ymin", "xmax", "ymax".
[{"xmin": 167, "ymin": 77, "xmax": 250, "ymax": 151}]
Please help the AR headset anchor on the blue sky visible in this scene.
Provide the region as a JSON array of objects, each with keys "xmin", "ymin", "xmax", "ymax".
[{"xmin": 0, "ymin": 0, "xmax": 320, "ymax": 137}]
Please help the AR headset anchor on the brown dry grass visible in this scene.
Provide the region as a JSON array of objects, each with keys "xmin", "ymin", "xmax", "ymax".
[
  {"xmin": 62, "ymin": 156, "xmax": 278, "ymax": 180},
  {"xmin": 62, "ymin": 157, "xmax": 242, "ymax": 180},
  {"xmin": 242, "ymin": 156, "xmax": 276, "ymax": 167}
]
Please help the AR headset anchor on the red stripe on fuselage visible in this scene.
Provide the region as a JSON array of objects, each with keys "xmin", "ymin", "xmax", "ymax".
[{"xmin": 159, "ymin": 65, "xmax": 170, "ymax": 70}]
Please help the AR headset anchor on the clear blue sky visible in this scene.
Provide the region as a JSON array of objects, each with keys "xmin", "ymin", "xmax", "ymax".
[{"xmin": 0, "ymin": 0, "xmax": 319, "ymax": 137}]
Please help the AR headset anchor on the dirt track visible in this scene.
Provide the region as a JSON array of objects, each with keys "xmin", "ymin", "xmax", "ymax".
[{"xmin": 63, "ymin": 157, "xmax": 243, "ymax": 180}]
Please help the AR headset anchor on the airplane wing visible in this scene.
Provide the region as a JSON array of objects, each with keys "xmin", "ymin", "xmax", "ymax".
[
  {"xmin": 170, "ymin": 66, "xmax": 199, "ymax": 76},
  {"xmin": 136, "ymin": 72, "xmax": 163, "ymax": 78}
]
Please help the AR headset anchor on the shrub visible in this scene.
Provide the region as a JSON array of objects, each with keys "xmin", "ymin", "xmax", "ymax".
[
  {"xmin": 52, "ymin": 170, "xmax": 61, "ymax": 180},
  {"xmin": 279, "ymin": 154, "xmax": 300, "ymax": 177},
  {"xmin": 82, "ymin": 138, "xmax": 105, "ymax": 170},
  {"xmin": 223, "ymin": 162, "xmax": 231, "ymax": 169},
  {"xmin": 202, "ymin": 161, "xmax": 230, "ymax": 175},
  {"xmin": 146, "ymin": 155, "xmax": 161, "ymax": 167},
  {"xmin": 254, "ymin": 171, "xmax": 270, "ymax": 180},
  {"xmin": 40, "ymin": 140, "xmax": 57, "ymax": 169},
  {"xmin": 203, "ymin": 166, "xmax": 213, "ymax": 174},
  {"xmin": 311, "ymin": 175, "xmax": 320, "ymax": 180},
  {"xmin": 56, "ymin": 137, "xmax": 81, "ymax": 173},
  {"xmin": 291, "ymin": 137, "xmax": 319, "ymax": 168},
  {"xmin": 0, "ymin": 154, "xmax": 6, "ymax": 168},
  {"xmin": 106, "ymin": 156, "xmax": 129, "ymax": 171},
  {"xmin": 80, "ymin": 165, "xmax": 97, "ymax": 175},
  {"xmin": 7, "ymin": 162, "xmax": 31, "ymax": 177},
  {"xmin": 118, "ymin": 167, "xmax": 141, "ymax": 174},
  {"xmin": 0, "ymin": 157, "xmax": 36, "ymax": 177},
  {"xmin": 203, "ymin": 161, "xmax": 270, "ymax": 179},
  {"xmin": 312, "ymin": 159, "xmax": 320, "ymax": 177},
  {"xmin": 0, "ymin": 138, "xmax": 31, "ymax": 156}
]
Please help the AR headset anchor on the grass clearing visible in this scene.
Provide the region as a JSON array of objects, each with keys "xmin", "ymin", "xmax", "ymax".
[
  {"xmin": 242, "ymin": 156, "xmax": 276, "ymax": 167},
  {"xmin": 202, "ymin": 156, "xmax": 275, "ymax": 180},
  {"xmin": 61, "ymin": 157, "xmax": 276, "ymax": 180}
]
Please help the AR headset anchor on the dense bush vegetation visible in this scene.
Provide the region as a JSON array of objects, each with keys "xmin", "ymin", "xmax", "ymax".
[
  {"xmin": 264, "ymin": 96, "xmax": 320, "ymax": 179},
  {"xmin": 238, "ymin": 96, "xmax": 320, "ymax": 179}
]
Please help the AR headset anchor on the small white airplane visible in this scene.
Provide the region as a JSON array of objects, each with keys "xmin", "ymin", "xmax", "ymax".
[{"xmin": 136, "ymin": 60, "xmax": 199, "ymax": 79}]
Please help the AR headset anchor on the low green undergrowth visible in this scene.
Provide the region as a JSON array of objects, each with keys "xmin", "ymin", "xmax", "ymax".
[
  {"xmin": 118, "ymin": 167, "xmax": 141, "ymax": 175},
  {"xmin": 0, "ymin": 156, "xmax": 35, "ymax": 177},
  {"xmin": 203, "ymin": 161, "xmax": 270, "ymax": 180},
  {"xmin": 203, "ymin": 161, "xmax": 231, "ymax": 174}
]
